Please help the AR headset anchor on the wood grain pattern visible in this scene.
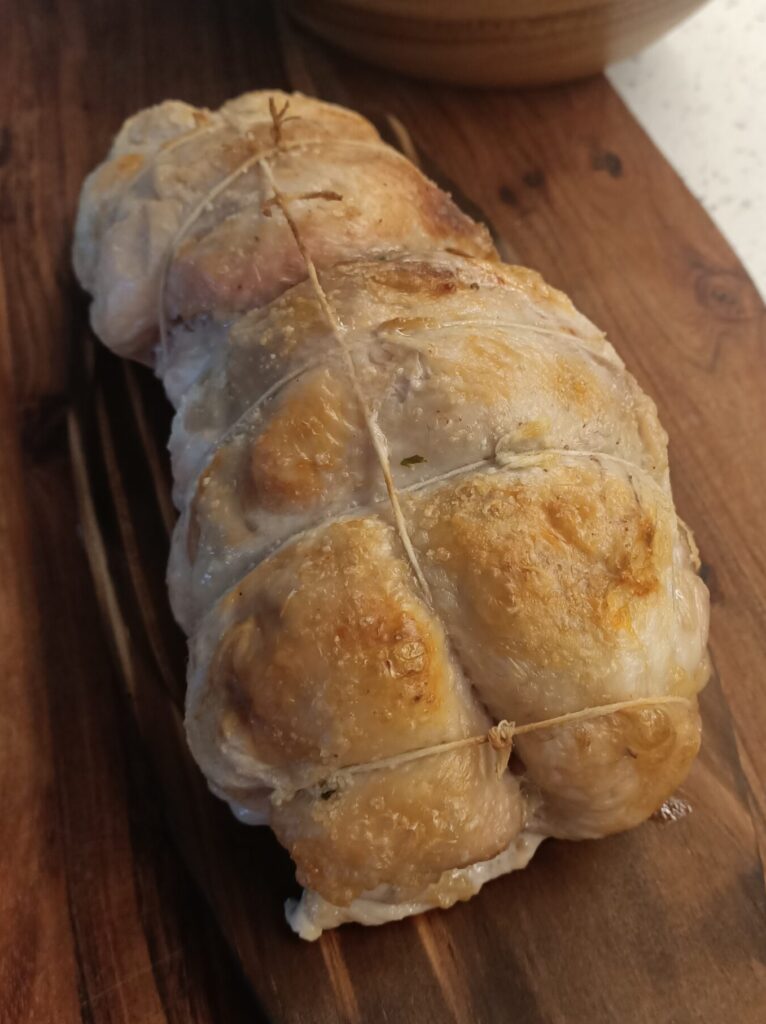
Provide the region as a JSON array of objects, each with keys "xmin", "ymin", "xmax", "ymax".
[{"xmin": 0, "ymin": 1, "xmax": 764, "ymax": 1022}]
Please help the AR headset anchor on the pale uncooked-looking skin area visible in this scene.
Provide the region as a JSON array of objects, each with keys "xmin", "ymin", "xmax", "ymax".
[{"xmin": 73, "ymin": 90, "xmax": 710, "ymax": 940}]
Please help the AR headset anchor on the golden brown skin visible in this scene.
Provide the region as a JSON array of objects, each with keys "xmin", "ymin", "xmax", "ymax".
[
  {"xmin": 73, "ymin": 91, "xmax": 710, "ymax": 938},
  {"xmin": 272, "ymin": 747, "xmax": 524, "ymax": 906},
  {"xmin": 168, "ymin": 255, "xmax": 668, "ymax": 630},
  {"xmin": 193, "ymin": 518, "xmax": 488, "ymax": 777},
  {"xmin": 518, "ymin": 702, "xmax": 702, "ymax": 840}
]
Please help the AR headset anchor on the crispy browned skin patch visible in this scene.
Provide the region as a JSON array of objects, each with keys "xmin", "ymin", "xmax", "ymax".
[
  {"xmin": 272, "ymin": 746, "xmax": 523, "ymax": 905},
  {"xmin": 552, "ymin": 354, "xmax": 601, "ymax": 414},
  {"xmin": 207, "ymin": 519, "xmax": 467, "ymax": 771},
  {"xmin": 410, "ymin": 465, "xmax": 669, "ymax": 668},
  {"xmin": 247, "ymin": 369, "xmax": 362, "ymax": 512},
  {"xmin": 519, "ymin": 701, "xmax": 701, "ymax": 839}
]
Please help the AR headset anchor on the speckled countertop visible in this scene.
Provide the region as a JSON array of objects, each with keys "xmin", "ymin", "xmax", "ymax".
[{"xmin": 608, "ymin": 0, "xmax": 766, "ymax": 296}]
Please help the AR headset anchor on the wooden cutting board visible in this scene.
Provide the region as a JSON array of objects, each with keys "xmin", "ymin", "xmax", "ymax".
[{"xmin": 1, "ymin": 2, "xmax": 764, "ymax": 1021}]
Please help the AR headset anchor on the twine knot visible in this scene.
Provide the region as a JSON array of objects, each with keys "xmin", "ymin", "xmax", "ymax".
[
  {"xmin": 487, "ymin": 719, "xmax": 515, "ymax": 777},
  {"xmin": 488, "ymin": 719, "xmax": 515, "ymax": 750}
]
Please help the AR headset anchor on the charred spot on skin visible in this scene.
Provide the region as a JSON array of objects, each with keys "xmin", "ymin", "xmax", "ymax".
[
  {"xmin": 401, "ymin": 454, "xmax": 426, "ymax": 467},
  {"xmin": 592, "ymin": 149, "xmax": 623, "ymax": 179},
  {"xmin": 498, "ymin": 184, "xmax": 517, "ymax": 206}
]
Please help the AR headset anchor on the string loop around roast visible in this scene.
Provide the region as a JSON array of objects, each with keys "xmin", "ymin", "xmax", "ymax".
[
  {"xmin": 256, "ymin": 136, "xmax": 434, "ymax": 601},
  {"xmin": 271, "ymin": 695, "xmax": 693, "ymax": 804}
]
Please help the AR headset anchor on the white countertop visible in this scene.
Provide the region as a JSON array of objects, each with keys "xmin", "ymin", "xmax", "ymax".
[{"xmin": 608, "ymin": 0, "xmax": 766, "ymax": 297}]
